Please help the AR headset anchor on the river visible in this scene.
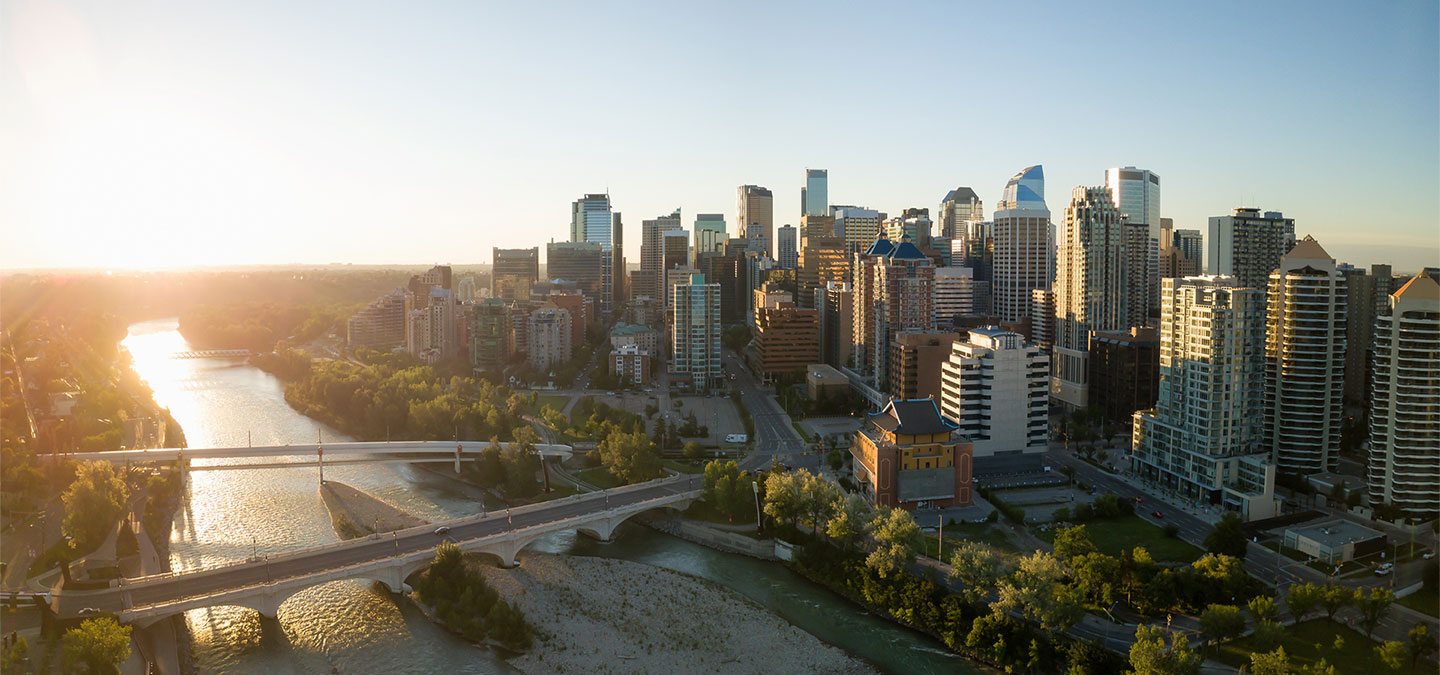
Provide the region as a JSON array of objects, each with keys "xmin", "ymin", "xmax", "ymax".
[{"xmin": 122, "ymin": 318, "xmax": 976, "ymax": 674}]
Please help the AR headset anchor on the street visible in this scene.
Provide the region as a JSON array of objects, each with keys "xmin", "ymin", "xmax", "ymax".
[{"xmin": 722, "ymin": 350, "xmax": 809, "ymax": 472}]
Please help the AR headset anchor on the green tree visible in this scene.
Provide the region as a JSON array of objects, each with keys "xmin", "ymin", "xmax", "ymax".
[
  {"xmin": 866, "ymin": 505, "xmax": 923, "ymax": 578},
  {"xmin": 1204, "ymin": 512, "xmax": 1249, "ymax": 559},
  {"xmin": 62, "ymin": 460, "xmax": 131, "ymax": 554},
  {"xmin": 62, "ymin": 617, "xmax": 132, "ymax": 674},
  {"xmin": 1247, "ymin": 594, "xmax": 1279, "ymax": 624},
  {"xmin": 1354, "ymin": 586, "xmax": 1396, "ymax": 637},
  {"xmin": 1199, "ymin": 604, "xmax": 1245, "ymax": 646},
  {"xmin": 1052, "ymin": 524, "xmax": 1098, "ymax": 562},
  {"xmin": 1129, "ymin": 624, "xmax": 1203, "ymax": 675},
  {"xmin": 1375, "ymin": 640, "xmax": 1407, "ymax": 673},
  {"xmin": 597, "ymin": 427, "xmax": 662, "ymax": 484},
  {"xmin": 1193, "ymin": 553, "xmax": 1249, "ymax": 600},
  {"xmin": 1251, "ymin": 620, "xmax": 1286, "ymax": 652},
  {"xmin": 948, "ymin": 540, "xmax": 1015, "ymax": 605},
  {"xmin": 0, "ymin": 633, "xmax": 30, "ymax": 673},
  {"xmin": 473, "ymin": 438, "xmax": 506, "ymax": 488},
  {"xmin": 796, "ymin": 470, "xmax": 841, "ymax": 535},
  {"xmin": 1407, "ymin": 622, "xmax": 1435, "ymax": 667},
  {"xmin": 1320, "ymin": 584, "xmax": 1352, "ymax": 621},
  {"xmin": 762, "ymin": 470, "xmax": 804, "ymax": 530},
  {"xmin": 992, "ymin": 551, "xmax": 1084, "ymax": 633},
  {"xmin": 683, "ymin": 441, "xmax": 703, "ymax": 460},
  {"xmin": 1248, "ymin": 646, "xmax": 1291, "ymax": 675},
  {"xmin": 1070, "ymin": 552, "xmax": 1121, "ymax": 607},
  {"xmin": 1286, "ymin": 582, "xmax": 1322, "ymax": 621},
  {"xmin": 826, "ymin": 493, "xmax": 872, "ymax": 550}
]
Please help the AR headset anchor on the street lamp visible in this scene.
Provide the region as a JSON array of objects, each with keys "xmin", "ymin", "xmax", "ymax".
[{"xmin": 752, "ymin": 480, "xmax": 762, "ymax": 531}]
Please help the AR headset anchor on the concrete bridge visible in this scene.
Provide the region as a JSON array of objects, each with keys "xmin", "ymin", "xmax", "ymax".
[
  {"xmin": 52, "ymin": 474, "xmax": 700, "ymax": 627},
  {"xmin": 65, "ymin": 440, "xmax": 578, "ymax": 473},
  {"xmin": 170, "ymin": 349, "xmax": 252, "ymax": 359}
]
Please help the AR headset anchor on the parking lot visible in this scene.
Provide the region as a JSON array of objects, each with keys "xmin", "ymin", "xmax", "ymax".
[{"xmin": 990, "ymin": 484, "xmax": 1099, "ymax": 523}]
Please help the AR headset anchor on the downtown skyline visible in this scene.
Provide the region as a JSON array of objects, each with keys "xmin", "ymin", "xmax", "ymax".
[{"xmin": 3, "ymin": 1, "xmax": 1437, "ymax": 272}]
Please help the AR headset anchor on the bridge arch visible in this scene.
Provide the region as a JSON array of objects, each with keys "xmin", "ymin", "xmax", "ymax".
[{"xmin": 126, "ymin": 570, "xmax": 412, "ymax": 629}]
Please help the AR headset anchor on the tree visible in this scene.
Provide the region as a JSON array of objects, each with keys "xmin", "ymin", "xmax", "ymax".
[
  {"xmin": 866, "ymin": 506, "xmax": 923, "ymax": 578},
  {"xmin": 762, "ymin": 471, "xmax": 804, "ymax": 531},
  {"xmin": 597, "ymin": 427, "xmax": 662, "ymax": 484},
  {"xmin": 1248, "ymin": 646, "xmax": 1293, "ymax": 675},
  {"xmin": 948, "ymin": 541, "xmax": 1015, "ymax": 605},
  {"xmin": 1, "ymin": 633, "xmax": 30, "ymax": 673},
  {"xmin": 683, "ymin": 441, "xmax": 703, "ymax": 460},
  {"xmin": 62, "ymin": 460, "xmax": 131, "ymax": 554},
  {"xmin": 1052, "ymin": 524, "xmax": 1097, "ymax": 561},
  {"xmin": 1193, "ymin": 553, "xmax": 1249, "ymax": 601},
  {"xmin": 1407, "ymin": 622, "xmax": 1436, "ymax": 667},
  {"xmin": 796, "ymin": 470, "xmax": 841, "ymax": 534},
  {"xmin": 1069, "ymin": 552, "xmax": 1121, "ymax": 608},
  {"xmin": 1320, "ymin": 584, "xmax": 1352, "ymax": 621},
  {"xmin": 826, "ymin": 494, "xmax": 872, "ymax": 550},
  {"xmin": 474, "ymin": 438, "xmax": 506, "ymax": 488},
  {"xmin": 1375, "ymin": 641, "xmax": 1407, "ymax": 673},
  {"xmin": 1286, "ymin": 582, "xmax": 1322, "ymax": 621},
  {"xmin": 1247, "ymin": 594, "xmax": 1279, "ymax": 624},
  {"xmin": 1251, "ymin": 620, "xmax": 1286, "ymax": 652},
  {"xmin": 1129, "ymin": 624, "xmax": 1202, "ymax": 675},
  {"xmin": 1354, "ymin": 586, "xmax": 1396, "ymax": 637},
  {"xmin": 1204, "ymin": 512, "xmax": 1249, "ymax": 559},
  {"xmin": 62, "ymin": 617, "xmax": 132, "ymax": 674},
  {"xmin": 1199, "ymin": 604, "xmax": 1246, "ymax": 646},
  {"xmin": 992, "ymin": 551, "xmax": 1084, "ymax": 633}
]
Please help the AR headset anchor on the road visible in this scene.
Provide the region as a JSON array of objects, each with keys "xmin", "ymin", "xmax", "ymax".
[
  {"xmin": 52, "ymin": 475, "xmax": 700, "ymax": 618},
  {"xmin": 723, "ymin": 350, "xmax": 808, "ymax": 472}
]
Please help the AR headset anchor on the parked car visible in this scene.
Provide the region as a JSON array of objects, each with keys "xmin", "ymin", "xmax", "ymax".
[
  {"xmin": 433, "ymin": 526, "xmax": 451, "ymax": 536},
  {"xmin": 1375, "ymin": 567, "xmax": 1393, "ymax": 577},
  {"xmin": 1424, "ymin": 552, "xmax": 1435, "ymax": 560},
  {"xmin": 1151, "ymin": 510, "xmax": 1164, "ymax": 519}
]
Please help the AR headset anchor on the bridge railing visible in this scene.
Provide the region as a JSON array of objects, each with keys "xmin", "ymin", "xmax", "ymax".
[{"xmin": 111, "ymin": 474, "xmax": 693, "ymax": 588}]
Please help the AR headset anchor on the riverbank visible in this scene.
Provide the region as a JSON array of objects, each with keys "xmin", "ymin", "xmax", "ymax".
[
  {"xmin": 319, "ymin": 481, "xmax": 427, "ymax": 539},
  {"xmin": 479, "ymin": 552, "xmax": 874, "ymax": 675}
]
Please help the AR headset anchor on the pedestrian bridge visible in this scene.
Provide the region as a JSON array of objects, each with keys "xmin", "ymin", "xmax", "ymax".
[
  {"xmin": 52, "ymin": 474, "xmax": 700, "ymax": 627},
  {"xmin": 65, "ymin": 440, "xmax": 577, "ymax": 472}
]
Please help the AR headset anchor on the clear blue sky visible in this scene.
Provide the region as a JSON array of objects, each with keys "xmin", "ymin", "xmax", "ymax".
[{"xmin": 3, "ymin": 0, "xmax": 1437, "ymax": 272}]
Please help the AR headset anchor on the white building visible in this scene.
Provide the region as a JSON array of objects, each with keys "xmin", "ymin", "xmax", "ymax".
[
  {"xmin": 1367, "ymin": 273, "xmax": 1440, "ymax": 514},
  {"xmin": 933, "ymin": 266, "xmax": 979, "ymax": 328},
  {"xmin": 993, "ymin": 165, "xmax": 1053, "ymax": 323},
  {"xmin": 1207, "ymin": 208, "xmax": 1296, "ymax": 290},
  {"xmin": 1052, "ymin": 186, "xmax": 1132, "ymax": 409},
  {"xmin": 1265, "ymin": 236, "xmax": 1347, "ymax": 475},
  {"xmin": 1105, "ymin": 166, "xmax": 1161, "ymax": 319},
  {"xmin": 1131, "ymin": 276, "xmax": 1279, "ymax": 521},
  {"xmin": 670, "ymin": 272, "xmax": 723, "ymax": 392},
  {"xmin": 526, "ymin": 304, "xmax": 573, "ymax": 373},
  {"xmin": 939, "ymin": 327, "xmax": 1049, "ymax": 475}
]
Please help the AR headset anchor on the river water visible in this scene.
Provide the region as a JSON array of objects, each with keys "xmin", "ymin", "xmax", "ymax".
[{"xmin": 122, "ymin": 318, "xmax": 976, "ymax": 674}]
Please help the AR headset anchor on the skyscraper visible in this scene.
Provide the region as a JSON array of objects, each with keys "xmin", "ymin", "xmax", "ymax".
[
  {"xmin": 992, "ymin": 165, "xmax": 1053, "ymax": 323},
  {"xmin": 693, "ymin": 213, "xmax": 727, "ymax": 261},
  {"xmin": 661, "ymin": 229, "xmax": 690, "ymax": 276},
  {"xmin": 1265, "ymin": 236, "xmax": 1347, "ymax": 475},
  {"xmin": 1207, "ymin": 208, "xmax": 1296, "ymax": 290},
  {"xmin": 1131, "ymin": 276, "xmax": 1278, "ymax": 521},
  {"xmin": 885, "ymin": 208, "xmax": 933, "ymax": 251},
  {"xmin": 1052, "ymin": 186, "xmax": 1131, "ymax": 409},
  {"xmin": 777, "ymin": 225, "xmax": 798, "ymax": 270},
  {"xmin": 933, "ymin": 266, "xmax": 980, "ymax": 328},
  {"xmin": 670, "ymin": 271, "xmax": 723, "ymax": 392},
  {"xmin": 492, "ymin": 247, "xmax": 540, "ymax": 301},
  {"xmin": 738, "ymin": 185, "xmax": 774, "ymax": 258},
  {"xmin": 939, "ymin": 328, "xmax": 1049, "ymax": 475},
  {"xmin": 546, "ymin": 241, "xmax": 604, "ymax": 303},
  {"xmin": 833, "ymin": 206, "xmax": 885, "ymax": 256},
  {"xmin": 939, "ymin": 187, "xmax": 984, "ymax": 240},
  {"xmin": 526, "ymin": 303, "xmax": 573, "ymax": 373},
  {"xmin": 852, "ymin": 233, "xmax": 934, "ymax": 386},
  {"xmin": 569, "ymin": 193, "xmax": 616, "ymax": 316},
  {"xmin": 1105, "ymin": 166, "xmax": 1161, "ymax": 320},
  {"xmin": 641, "ymin": 209, "xmax": 683, "ymax": 283},
  {"xmin": 802, "ymin": 169, "xmax": 828, "ymax": 217},
  {"xmin": 1366, "ymin": 274, "xmax": 1440, "ymax": 514}
]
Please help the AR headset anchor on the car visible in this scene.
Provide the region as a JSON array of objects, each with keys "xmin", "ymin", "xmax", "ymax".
[
  {"xmin": 1424, "ymin": 552, "xmax": 1436, "ymax": 560},
  {"xmin": 78, "ymin": 607, "xmax": 102, "ymax": 616},
  {"xmin": 1375, "ymin": 567, "xmax": 1393, "ymax": 576},
  {"xmin": 433, "ymin": 526, "xmax": 451, "ymax": 535},
  {"xmin": 1377, "ymin": 562, "xmax": 1394, "ymax": 571},
  {"xmin": 1151, "ymin": 510, "xmax": 1164, "ymax": 519},
  {"xmin": 1133, "ymin": 496, "xmax": 1143, "ymax": 504}
]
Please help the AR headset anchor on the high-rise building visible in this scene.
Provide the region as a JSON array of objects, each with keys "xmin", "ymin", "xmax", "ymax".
[
  {"xmin": 1131, "ymin": 276, "xmax": 1279, "ymax": 521},
  {"xmin": 738, "ymin": 185, "xmax": 774, "ymax": 258},
  {"xmin": 406, "ymin": 287, "xmax": 457, "ymax": 362},
  {"xmin": 670, "ymin": 272, "xmax": 723, "ymax": 392},
  {"xmin": 802, "ymin": 169, "xmax": 828, "ymax": 217},
  {"xmin": 1265, "ymin": 237, "xmax": 1347, "ymax": 475},
  {"xmin": 469, "ymin": 299, "xmax": 511, "ymax": 372},
  {"xmin": 933, "ymin": 267, "xmax": 980, "ymax": 328},
  {"xmin": 888, "ymin": 330, "xmax": 960, "ymax": 401},
  {"xmin": 492, "ymin": 247, "xmax": 540, "ymax": 301},
  {"xmin": 798, "ymin": 232, "xmax": 847, "ymax": 310},
  {"xmin": 1088, "ymin": 327, "xmax": 1160, "ymax": 427},
  {"xmin": 347, "ymin": 290, "xmax": 406, "ymax": 350},
  {"xmin": 777, "ymin": 225, "xmax": 798, "ymax": 270},
  {"xmin": 641, "ymin": 209, "xmax": 683, "ymax": 280},
  {"xmin": 571, "ymin": 193, "xmax": 612, "ymax": 245},
  {"xmin": 1207, "ymin": 208, "xmax": 1297, "ymax": 290},
  {"xmin": 662, "ymin": 229, "xmax": 690, "ymax": 274},
  {"xmin": 747, "ymin": 299, "xmax": 820, "ymax": 382},
  {"xmin": 993, "ymin": 165, "xmax": 1053, "ymax": 323},
  {"xmin": 800, "ymin": 214, "xmax": 836, "ymax": 240},
  {"xmin": 693, "ymin": 213, "xmax": 727, "ymax": 261},
  {"xmin": 939, "ymin": 187, "xmax": 984, "ymax": 240},
  {"xmin": 833, "ymin": 206, "xmax": 885, "ymax": 256},
  {"xmin": 547, "ymin": 289, "xmax": 590, "ymax": 349},
  {"xmin": 611, "ymin": 212, "xmax": 626, "ymax": 312},
  {"xmin": 886, "ymin": 208, "xmax": 933, "ymax": 252},
  {"xmin": 1052, "ymin": 186, "xmax": 1132, "ymax": 409},
  {"xmin": 818, "ymin": 281, "xmax": 854, "ymax": 369},
  {"xmin": 1366, "ymin": 274, "xmax": 1440, "ymax": 515},
  {"xmin": 851, "ymin": 398, "xmax": 974, "ymax": 510},
  {"xmin": 1339, "ymin": 264, "xmax": 1377, "ymax": 415},
  {"xmin": 1173, "ymin": 229, "xmax": 1203, "ymax": 271},
  {"xmin": 939, "ymin": 327, "xmax": 1049, "ymax": 475},
  {"xmin": 546, "ymin": 241, "xmax": 604, "ymax": 305},
  {"xmin": 1029, "ymin": 289, "xmax": 1055, "ymax": 350},
  {"xmin": 852, "ymin": 234, "xmax": 935, "ymax": 386},
  {"xmin": 1106, "ymin": 167, "xmax": 1161, "ymax": 319},
  {"xmin": 526, "ymin": 304, "xmax": 573, "ymax": 373}
]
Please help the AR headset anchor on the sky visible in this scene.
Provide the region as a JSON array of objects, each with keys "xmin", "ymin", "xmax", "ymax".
[{"xmin": 2, "ymin": 1, "xmax": 1438, "ymax": 273}]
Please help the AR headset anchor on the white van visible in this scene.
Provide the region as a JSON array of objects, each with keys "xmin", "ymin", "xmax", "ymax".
[{"xmin": 724, "ymin": 434, "xmax": 748, "ymax": 444}]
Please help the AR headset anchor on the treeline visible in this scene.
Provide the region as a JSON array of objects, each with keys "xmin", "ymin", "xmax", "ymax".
[
  {"xmin": 178, "ymin": 303, "xmax": 340, "ymax": 351},
  {"xmin": 413, "ymin": 542, "xmax": 533, "ymax": 651},
  {"xmin": 283, "ymin": 359, "xmax": 534, "ymax": 442}
]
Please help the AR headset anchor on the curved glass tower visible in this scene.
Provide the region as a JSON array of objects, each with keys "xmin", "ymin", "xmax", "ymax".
[{"xmin": 993, "ymin": 165, "xmax": 1053, "ymax": 323}]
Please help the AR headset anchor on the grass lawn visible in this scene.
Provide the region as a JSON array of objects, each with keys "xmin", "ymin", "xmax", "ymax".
[
  {"xmin": 508, "ymin": 483, "xmax": 579, "ymax": 505},
  {"xmin": 1038, "ymin": 515, "xmax": 1202, "ymax": 563},
  {"xmin": 685, "ymin": 498, "xmax": 757, "ymax": 526},
  {"xmin": 1398, "ymin": 590, "xmax": 1439, "ymax": 618},
  {"xmin": 662, "ymin": 459, "xmax": 706, "ymax": 474},
  {"xmin": 534, "ymin": 394, "xmax": 572, "ymax": 414},
  {"xmin": 572, "ymin": 466, "xmax": 624, "ymax": 489},
  {"xmin": 923, "ymin": 522, "xmax": 1022, "ymax": 561},
  {"xmin": 1216, "ymin": 619, "xmax": 1429, "ymax": 674}
]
